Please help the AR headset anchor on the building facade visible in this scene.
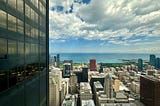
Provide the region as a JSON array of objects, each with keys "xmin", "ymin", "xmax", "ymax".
[
  {"xmin": 82, "ymin": 67, "xmax": 88, "ymax": 82},
  {"xmin": 90, "ymin": 59, "xmax": 96, "ymax": 71},
  {"xmin": 104, "ymin": 73, "xmax": 113, "ymax": 98},
  {"xmin": 0, "ymin": 0, "xmax": 49, "ymax": 106},
  {"xmin": 150, "ymin": 54, "xmax": 156, "ymax": 67},
  {"xmin": 140, "ymin": 76, "xmax": 160, "ymax": 106},
  {"xmin": 138, "ymin": 58, "xmax": 143, "ymax": 71}
]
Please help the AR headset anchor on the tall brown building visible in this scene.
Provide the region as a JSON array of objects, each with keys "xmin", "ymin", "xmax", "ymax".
[
  {"xmin": 90, "ymin": 59, "xmax": 96, "ymax": 71},
  {"xmin": 140, "ymin": 76, "xmax": 160, "ymax": 106}
]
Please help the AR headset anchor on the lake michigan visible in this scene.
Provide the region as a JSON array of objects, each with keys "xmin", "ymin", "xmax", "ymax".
[{"xmin": 50, "ymin": 53, "xmax": 160, "ymax": 63}]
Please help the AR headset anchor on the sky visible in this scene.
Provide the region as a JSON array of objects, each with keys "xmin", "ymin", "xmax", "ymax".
[{"xmin": 49, "ymin": 0, "xmax": 160, "ymax": 53}]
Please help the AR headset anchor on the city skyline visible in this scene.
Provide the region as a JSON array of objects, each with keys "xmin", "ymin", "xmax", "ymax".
[{"xmin": 49, "ymin": 0, "xmax": 160, "ymax": 53}]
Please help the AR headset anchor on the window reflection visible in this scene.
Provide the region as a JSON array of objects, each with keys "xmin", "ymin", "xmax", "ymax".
[
  {"xmin": 0, "ymin": 70, "xmax": 8, "ymax": 92},
  {"xmin": 25, "ymin": 23, "xmax": 30, "ymax": 36},
  {"xmin": 30, "ymin": 0, "xmax": 38, "ymax": 9},
  {"xmin": 8, "ymin": 0, "xmax": 16, "ymax": 9},
  {"xmin": 17, "ymin": 19, "xmax": 24, "ymax": 34},
  {"xmin": 0, "ymin": 38, "xmax": 7, "ymax": 59},
  {"xmin": 39, "ymin": 1, "xmax": 46, "ymax": 16},
  {"xmin": 1, "ymin": 0, "xmax": 6, "ymax": 3},
  {"xmin": 17, "ymin": 66, "xmax": 25, "ymax": 82},
  {"xmin": 18, "ymin": 41, "xmax": 24, "ymax": 57},
  {"xmin": 9, "ymin": 68, "xmax": 17, "ymax": 87},
  {"xmin": 25, "ymin": 4, "xmax": 30, "ymax": 18},
  {"xmin": 0, "ymin": 10, "xmax": 7, "ymax": 29},
  {"xmin": 8, "ymin": 40, "xmax": 17, "ymax": 58},
  {"xmin": 17, "ymin": 0, "xmax": 23, "ymax": 13},
  {"xmin": 8, "ymin": 14, "xmax": 17, "ymax": 32},
  {"xmin": 0, "ymin": 0, "xmax": 47, "ymax": 93}
]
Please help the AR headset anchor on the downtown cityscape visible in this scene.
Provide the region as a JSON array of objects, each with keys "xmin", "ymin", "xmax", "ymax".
[
  {"xmin": 49, "ymin": 53, "xmax": 160, "ymax": 106},
  {"xmin": 0, "ymin": 0, "xmax": 160, "ymax": 106}
]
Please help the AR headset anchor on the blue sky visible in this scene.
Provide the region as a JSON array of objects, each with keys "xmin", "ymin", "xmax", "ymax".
[{"xmin": 49, "ymin": 0, "xmax": 160, "ymax": 53}]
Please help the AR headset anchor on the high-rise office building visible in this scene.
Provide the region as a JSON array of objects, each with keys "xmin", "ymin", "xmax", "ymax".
[
  {"xmin": 99, "ymin": 63, "xmax": 103, "ymax": 73},
  {"xmin": 63, "ymin": 63, "xmax": 71, "ymax": 78},
  {"xmin": 150, "ymin": 54, "xmax": 156, "ymax": 67},
  {"xmin": 64, "ymin": 60, "xmax": 73, "ymax": 69},
  {"xmin": 140, "ymin": 76, "xmax": 160, "ymax": 106},
  {"xmin": 138, "ymin": 58, "xmax": 143, "ymax": 71},
  {"xmin": 49, "ymin": 76, "xmax": 60, "ymax": 106},
  {"xmin": 0, "ymin": 0, "xmax": 49, "ymax": 106},
  {"xmin": 104, "ymin": 73, "xmax": 113, "ymax": 98},
  {"xmin": 155, "ymin": 57, "xmax": 160, "ymax": 69},
  {"xmin": 56, "ymin": 54, "xmax": 60, "ymax": 68},
  {"xmin": 82, "ymin": 67, "xmax": 88, "ymax": 82},
  {"xmin": 90, "ymin": 59, "xmax": 96, "ymax": 71}
]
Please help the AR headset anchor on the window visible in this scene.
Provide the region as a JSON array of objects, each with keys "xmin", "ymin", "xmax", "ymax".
[
  {"xmin": 0, "ymin": 38, "xmax": 7, "ymax": 59},
  {"xmin": 31, "ymin": 0, "xmax": 38, "ymax": 9},
  {"xmin": 0, "ymin": 10, "xmax": 7, "ymax": 28},
  {"xmin": 0, "ymin": 70, "xmax": 8, "ymax": 92},
  {"xmin": 8, "ymin": 40, "xmax": 17, "ymax": 57},
  {"xmin": 8, "ymin": 14, "xmax": 17, "ymax": 32},
  {"xmin": 25, "ymin": 23, "xmax": 30, "ymax": 36},
  {"xmin": 17, "ymin": 0, "xmax": 23, "ymax": 13},
  {"xmin": 2, "ymin": 0, "xmax": 6, "ymax": 3},
  {"xmin": 31, "ymin": 8, "xmax": 35, "ymax": 21},
  {"xmin": 18, "ymin": 41, "xmax": 24, "ymax": 56},
  {"xmin": 8, "ymin": 0, "xmax": 16, "ymax": 9},
  {"xmin": 17, "ymin": 19, "xmax": 24, "ymax": 34},
  {"xmin": 25, "ymin": 4, "xmax": 30, "ymax": 18}
]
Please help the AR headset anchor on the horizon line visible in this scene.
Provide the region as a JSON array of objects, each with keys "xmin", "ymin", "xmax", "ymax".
[{"xmin": 49, "ymin": 52, "xmax": 160, "ymax": 54}]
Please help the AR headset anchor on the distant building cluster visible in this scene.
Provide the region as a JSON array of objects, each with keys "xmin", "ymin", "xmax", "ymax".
[{"xmin": 49, "ymin": 54, "xmax": 160, "ymax": 106}]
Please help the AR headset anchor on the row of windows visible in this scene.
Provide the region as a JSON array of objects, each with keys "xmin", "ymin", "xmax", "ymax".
[
  {"xmin": 2, "ymin": 0, "xmax": 45, "ymax": 16},
  {"xmin": 0, "ymin": 9, "xmax": 46, "ymax": 39},
  {"xmin": 0, "ymin": 0, "xmax": 47, "ymax": 93},
  {"xmin": 0, "ymin": 37, "xmax": 46, "ymax": 92},
  {"xmin": 0, "ymin": 38, "xmax": 46, "ymax": 59}
]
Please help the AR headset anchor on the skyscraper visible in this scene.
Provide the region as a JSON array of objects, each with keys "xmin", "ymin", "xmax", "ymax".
[
  {"xmin": 99, "ymin": 63, "xmax": 104, "ymax": 73},
  {"xmin": 138, "ymin": 58, "xmax": 143, "ymax": 71},
  {"xmin": 140, "ymin": 76, "xmax": 160, "ymax": 106},
  {"xmin": 155, "ymin": 58, "xmax": 160, "ymax": 69},
  {"xmin": 150, "ymin": 54, "xmax": 156, "ymax": 67},
  {"xmin": 82, "ymin": 67, "xmax": 88, "ymax": 82},
  {"xmin": 90, "ymin": 59, "xmax": 96, "ymax": 71},
  {"xmin": 0, "ymin": 0, "xmax": 49, "ymax": 106},
  {"xmin": 104, "ymin": 73, "xmax": 113, "ymax": 98},
  {"xmin": 62, "ymin": 63, "xmax": 71, "ymax": 78},
  {"xmin": 57, "ymin": 54, "xmax": 60, "ymax": 68}
]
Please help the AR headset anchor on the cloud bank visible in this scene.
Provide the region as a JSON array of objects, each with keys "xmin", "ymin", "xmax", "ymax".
[{"xmin": 49, "ymin": 0, "xmax": 160, "ymax": 53}]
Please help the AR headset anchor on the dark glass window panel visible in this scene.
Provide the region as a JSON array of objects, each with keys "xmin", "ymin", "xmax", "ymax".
[
  {"xmin": 17, "ymin": 65, "xmax": 25, "ymax": 82},
  {"xmin": 0, "ymin": 10, "xmax": 7, "ymax": 29},
  {"xmin": 8, "ymin": 40, "xmax": 17, "ymax": 58},
  {"xmin": 25, "ymin": 4, "xmax": 30, "ymax": 18},
  {"xmin": 8, "ymin": 0, "xmax": 16, "ymax": 9},
  {"xmin": 17, "ymin": 0, "xmax": 23, "ymax": 13},
  {"xmin": 9, "ymin": 68, "xmax": 17, "ymax": 87},
  {"xmin": 8, "ymin": 14, "xmax": 17, "ymax": 32},
  {"xmin": 17, "ymin": 19, "xmax": 24, "ymax": 34},
  {"xmin": 0, "ymin": 38, "xmax": 7, "ymax": 59},
  {"xmin": 0, "ymin": 70, "xmax": 8, "ymax": 92},
  {"xmin": 25, "ymin": 23, "xmax": 31, "ymax": 36}
]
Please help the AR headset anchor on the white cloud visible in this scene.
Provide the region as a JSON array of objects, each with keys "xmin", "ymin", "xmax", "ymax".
[{"xmin": 49, "ymin": 0, "xmax": 160, "ymax": 45}]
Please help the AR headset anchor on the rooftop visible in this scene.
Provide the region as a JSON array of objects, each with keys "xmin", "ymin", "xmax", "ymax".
[
  {"xmin": 81, "ymin": 100, "xmax": 95, "ymax": 106},
  {"xmin": 94, "ymin": 81, "xmax": 103, "ymax": 89}
]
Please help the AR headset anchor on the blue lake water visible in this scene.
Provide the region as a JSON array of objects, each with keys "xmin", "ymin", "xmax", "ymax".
[{"xmin": 50, "ymin": 53, "xmax": 160, "ymax": 63}]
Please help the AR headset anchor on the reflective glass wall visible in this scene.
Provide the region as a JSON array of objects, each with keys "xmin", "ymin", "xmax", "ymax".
[{"xmin": 0, "ymin": 0, "xmax": 48, "ymax": 106}]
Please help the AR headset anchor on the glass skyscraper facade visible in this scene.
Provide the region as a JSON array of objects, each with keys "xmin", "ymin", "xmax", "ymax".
[{"xmin": 0, "ymin": 0, "xmax": 49, "ymax": 106}]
